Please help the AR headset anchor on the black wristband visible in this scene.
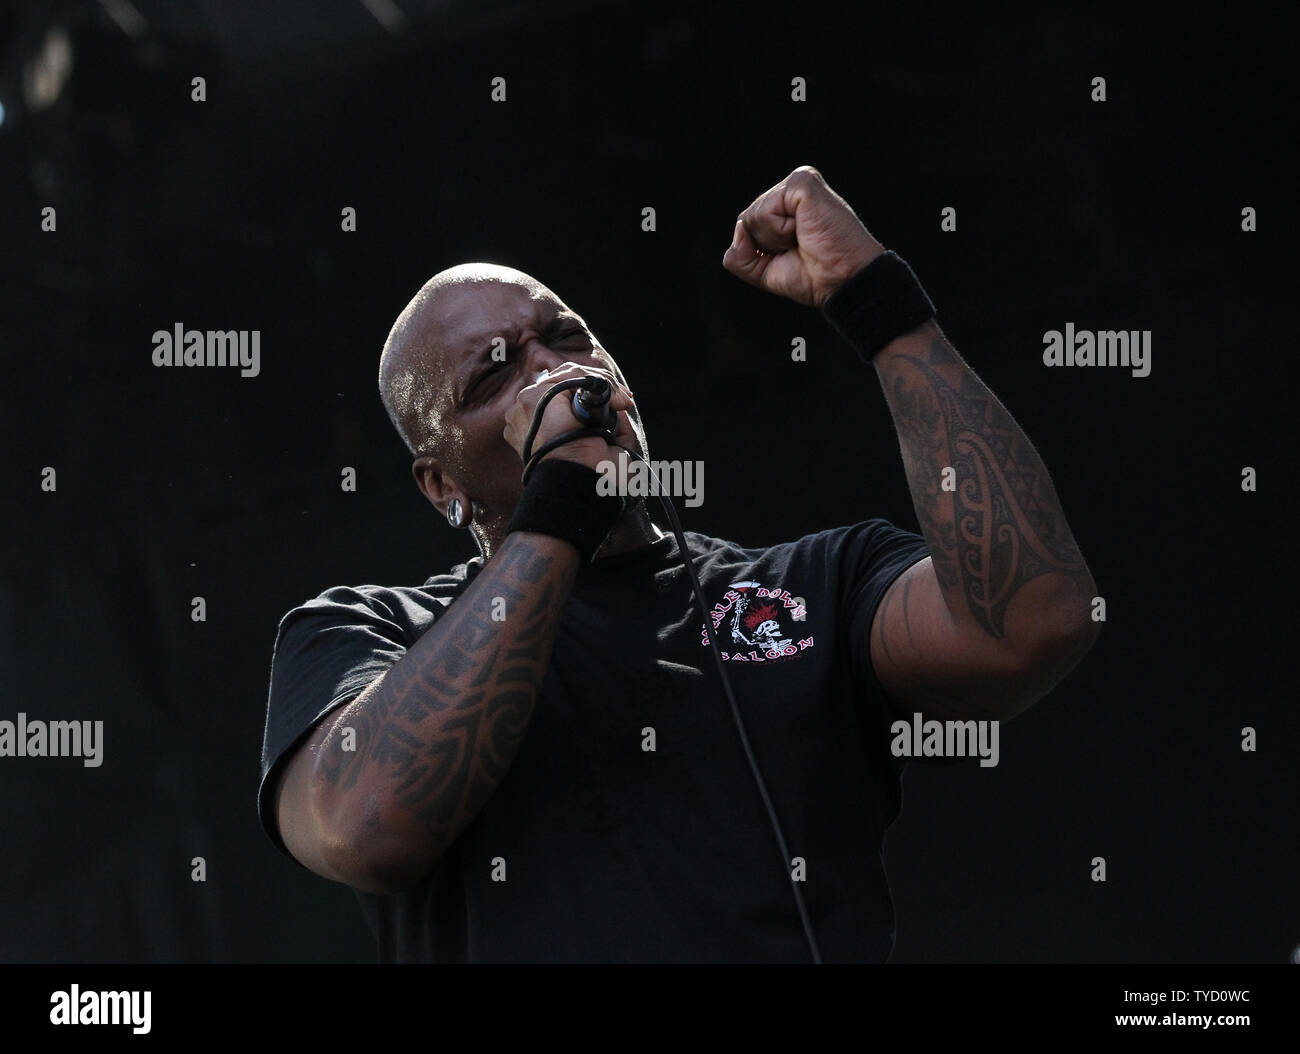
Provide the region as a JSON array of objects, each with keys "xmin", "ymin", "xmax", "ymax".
[
  {"xmin": 821, "ymin": 250, "xmax": 936, "ymax": 362},
  {"xmin": 506, "ymin": 458, "xmax": 626, "ymax": 565}
]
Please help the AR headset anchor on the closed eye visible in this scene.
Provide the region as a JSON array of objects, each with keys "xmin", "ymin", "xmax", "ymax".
[
  {"xmin": 463, "ymin": 360, "xmax": 509, "ymax": 405},
  {"xmin": 462, "ymin": 327, "xmax": 588, "ymax": 406}
]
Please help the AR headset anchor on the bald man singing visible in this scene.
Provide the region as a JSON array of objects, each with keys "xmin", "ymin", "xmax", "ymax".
[{"xmin": 258, "ymin": 166, "xmax": 1099, "ymax": 963}]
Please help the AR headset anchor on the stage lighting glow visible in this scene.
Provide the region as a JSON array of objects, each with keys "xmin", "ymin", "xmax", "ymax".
[{"xmin": 24, "ymin": 26, "xmax": 73, "ymax": 112}]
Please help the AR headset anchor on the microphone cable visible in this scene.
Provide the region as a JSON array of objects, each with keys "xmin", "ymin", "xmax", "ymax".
[{"xmin": 521, "ymin": 376, "xmax": 824, "ymax": 964}]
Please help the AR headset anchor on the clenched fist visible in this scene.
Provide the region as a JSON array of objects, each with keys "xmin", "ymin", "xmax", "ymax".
[{"xmin": 722, "ymin": 166, "xmax": 885, "ymax": 308}]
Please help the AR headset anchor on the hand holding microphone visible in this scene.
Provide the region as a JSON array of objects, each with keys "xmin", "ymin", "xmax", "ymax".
[
  {"xmin": 570, "ymin": 376, "xmax": 618, "ymax": 433},
  {"xmin": 503, "ymin": 363, "xmax": 635, "ymax": 481}
]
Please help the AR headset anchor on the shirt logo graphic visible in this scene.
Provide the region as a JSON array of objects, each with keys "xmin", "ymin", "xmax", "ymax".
[{"xmin": 700, "ymin": 580, "xmax": 814, "ymax": 663}]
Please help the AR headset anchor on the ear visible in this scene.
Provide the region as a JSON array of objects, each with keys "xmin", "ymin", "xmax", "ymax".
[{"xmin": 412, "ymin": 456, "xmax": 464, "ymax": 520}]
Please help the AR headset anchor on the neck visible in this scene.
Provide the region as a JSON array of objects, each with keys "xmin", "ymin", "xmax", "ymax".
[
  {"xmin": 474, "ymin": 500, "xmax": 664, "ymax": 562},
  {"xmin": 590, "ymin": 500, "xmax": 665, "ymax": 562}
]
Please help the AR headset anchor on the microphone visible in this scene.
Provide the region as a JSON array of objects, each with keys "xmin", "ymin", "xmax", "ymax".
[{"xmin": 571, "ymin": 376, "xmax": 618, "ymax": 433}]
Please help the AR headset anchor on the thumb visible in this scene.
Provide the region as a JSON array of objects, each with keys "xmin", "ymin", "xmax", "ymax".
[{"xmin": 722, "ymin": 219, "xmax": 772, "ymax": 287}]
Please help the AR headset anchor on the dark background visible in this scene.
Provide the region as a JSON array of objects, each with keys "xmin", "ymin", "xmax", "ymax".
[{"xmin": 0, "ymin": 0, "xmax": 1292, "ymax": 963}]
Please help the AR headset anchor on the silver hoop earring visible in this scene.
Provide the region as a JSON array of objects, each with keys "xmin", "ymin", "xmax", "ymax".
[{"xmin": 447, "ymin": 498, "xmax": 464, "ymax": 528}]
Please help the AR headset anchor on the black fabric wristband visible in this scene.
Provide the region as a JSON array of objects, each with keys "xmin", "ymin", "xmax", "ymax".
[
  {"xmin": 505, "ymin": 458, "xmax": 626, "ymax": 565},
  {"xmin": 821, "ymin": 250, "xmax": 936, "ymax": 362}
]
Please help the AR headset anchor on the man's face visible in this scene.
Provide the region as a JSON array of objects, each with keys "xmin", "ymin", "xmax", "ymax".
[{"xmin": 418, "ymin": 275, "xmax": 646, "ymax": 523}]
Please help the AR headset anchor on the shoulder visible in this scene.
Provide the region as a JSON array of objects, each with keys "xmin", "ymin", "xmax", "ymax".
[
  {"xmin": 275, "ymin": 558, "xmax": 482, "ymax": 634},
  {"xmin": 687, "ymin": 519, "xmax": 923, "ymax": 562},
  {"xmin": 678, "ymin": 522, "xmax": 925, "ymax": 617}
]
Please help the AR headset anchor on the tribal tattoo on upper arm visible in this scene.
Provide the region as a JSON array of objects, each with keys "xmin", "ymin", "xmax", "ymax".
[{"xmin": 876, "ymin": 323, "xmax": 1088, "ymax": 639}]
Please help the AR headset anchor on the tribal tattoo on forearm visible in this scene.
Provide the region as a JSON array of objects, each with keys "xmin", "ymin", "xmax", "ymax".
[
  {"xmin": 875, "ymin": 322, "xmax": 1088, "ymax": 639},
  {"xmin": 319, "ymin": 533, "xmax": 575, "ymax": 855}
]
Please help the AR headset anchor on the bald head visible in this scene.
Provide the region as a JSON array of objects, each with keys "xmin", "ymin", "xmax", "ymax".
[
  {"xmin": 379, "ymin": 263, "xmax": 549, "ymax": 459},
  {"xmin": 375, "ymin": 261, "xmax": 649, "ymax": 557}
]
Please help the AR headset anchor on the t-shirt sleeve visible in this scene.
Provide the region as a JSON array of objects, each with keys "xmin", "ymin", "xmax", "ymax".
[
  {"xmin": 840, "ymin": 518, "xmax": 931, "ymax": 725},
  {"xmin": 257, "ymin": 586, "xmax": 414, "ymax": 857}
]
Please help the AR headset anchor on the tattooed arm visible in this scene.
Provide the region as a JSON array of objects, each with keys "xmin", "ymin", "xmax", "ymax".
[
  {"xmin": 867, "ymin": 321, "xmax": 1099, "ymax": 720},
  {"xmin": 724, "ymin": 165, "xmax": 1099, "ymax": 721},
  {"xmin": 275, "ymin": 359, "xmax": 636, "ymax": 893},
  {"xmin": 275, "ymin": 531, "xmax": 579, "ymax": 894}
]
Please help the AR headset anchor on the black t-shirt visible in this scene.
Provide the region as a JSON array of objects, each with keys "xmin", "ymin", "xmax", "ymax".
[{"xmin": 259, "ymin": 519, "xmax": 931, "ymax": 962}]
